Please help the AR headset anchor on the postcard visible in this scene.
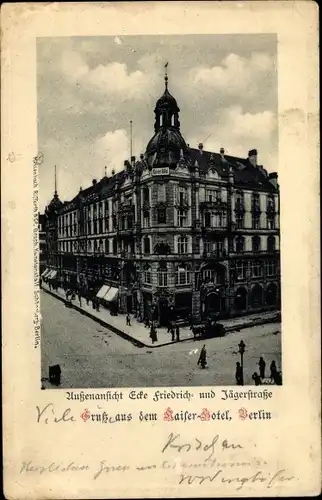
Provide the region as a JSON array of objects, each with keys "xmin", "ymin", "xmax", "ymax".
[{"xmin": 2, "ymin": 1, "xmax": 320, "ymax": 498}]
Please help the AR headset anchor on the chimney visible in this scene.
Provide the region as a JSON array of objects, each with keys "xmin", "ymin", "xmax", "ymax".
[
  {"xmin": 140, "ymin": 153, "xmax": 144, "ymax": 160},
  {"xmin": 92, "ymin": 179, "xmax": 97, "ymax": 185},
  {"xmin": 198, "ymin": 143, "xmax": 204, "ymax": 154},
  {"xmin": 268, "ymin": 172, "xmax": 278, "ymax": 189},
  {"xmin": 112, "ymin": 168, "xmax": 115, "ymax": 176},
  {"xmin": 131, "ymin": 155, "xmax": 136, "ymax": 167},
  {"xmin": 248, "ymin": 149, "xmax": 258, "ymax": 167},
  {"xmin": 220, "ymin": 147, "xmax": 225, "ymax": 158}
]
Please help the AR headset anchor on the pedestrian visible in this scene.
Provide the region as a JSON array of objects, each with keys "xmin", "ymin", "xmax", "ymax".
[
  {"xmin": 167, "ymin": 320, "xmax": 172, "ymax": 333},
  {"xmin": 176, "ymin": 325, "xmax": 180, "ymax": 342},
  {"xmin": 198, "ymin": 345, "xmax": 207, "ymax": 369},
  {"xmin": 171, "ymin": 327, "xmax": 175, "ymax": 342},
  {"xmin": 126, "ymin": 313, "xmax": 131, "ymax": 326},
  {"xmin": 92, "ymin": 298, "xmax": 96, "ymax": 310},
  {"xmin": 258, "ymin": 356, "xmax": 266, "ymax": 379},
  {"xmin": 270, "ymin": 360, "xmax": 277, "ymax": 381},
  {"xmin": 235, "ymin": 362, "xmax": 243, "ymax": 385},
  {"xmin": 78, "ymin": 292, "xmax": 82, "ymax": 307},
  {"xmin": 96, "ymin": 299, "xmax": 100, "ymax": 312},
  {"xmin": 86, "ymin": 294, "xmax": 90, "ymax": 306},
  {"xmin": 252, "ymin": 372, "xmax": 262, "ymax": 386},
  {"xmin": 150, "ymin": 326, "xmax": 158, "ymax": 344}
]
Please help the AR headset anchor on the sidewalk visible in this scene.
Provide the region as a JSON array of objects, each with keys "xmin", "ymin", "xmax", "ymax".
[{"xmin": 41, "ymin": 283, "xmax": 280, "ymax": 348}]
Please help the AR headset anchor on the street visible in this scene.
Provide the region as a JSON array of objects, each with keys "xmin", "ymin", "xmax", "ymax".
[{"xmin": 41, "ymin": 291, "xmax": 282, "ymax": 388}]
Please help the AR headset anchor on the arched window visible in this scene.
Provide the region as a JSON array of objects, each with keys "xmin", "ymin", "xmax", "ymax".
[
  {"xmin": 267, "ymin": 236, "xmax": 276, "ymax": 252},
  {"xmin": 178, "ymin": 236, "xmax": 188, "ymax": 254},
  {"xmin": 112, "ymin": 238, "xmax": 117, "ymax": 255},
  {"xmin": 157, "ymin": 262, "xmax": 168, "ymax": 287},
  {"xmin": 143, "ymin": 264, "xmax": 152, "ymax": 285},
  {"xmin": 204, "ymin": 212, "xmax": 211, "ymax": 227},
  {"xmin": 250, "ymin": 284, "xmax": 263, "ymax": 307},
  {"xmin": 235, "ymin": 287, "xmax": 247, "ymax": 310},
  {"xmin": 175, "ymin": 264, "xmax": 191, "ymax": 286},
  {"xmin": 143, "ymin": 186, "xmax": 150, "ymax": 205},
  {"xmin": 252, "ymin": 235, "xmax": 261, "ymax": 253},
  {"xmin": 143, "ymin": 236, "xmax": 151, "ymax": 254},
  {"xmin": 235, "ymin": 191, "xmax": 244, "ymax": 212},
  {"xmin": 265, "ymin": 283, "xmax": 277, "ymax": 305},
  {"xmin": 236, "ymin": 236, "xmax": 245, "ymax": 254}
]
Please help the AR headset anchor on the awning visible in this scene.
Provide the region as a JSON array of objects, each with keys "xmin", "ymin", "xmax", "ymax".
[
  {"xmin": 103, "ymin": 287, "xmax": 119, "ymax": 303},
  {"xmin": 96, "ymin": 285, "xmax": 110, "ymax": 299},
  {"xmin": 48, "ymin": 270, "xmax": 57, "ymax": 279},
  {"xmin": 42, "ymin": 269, "xmax": 50, "ymax": 278}
]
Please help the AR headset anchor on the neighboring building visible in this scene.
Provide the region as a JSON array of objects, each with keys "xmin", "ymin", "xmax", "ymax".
[
  {"xmin": 39, "ymin": 213, "xmax": 47, "ymax": 274},
  {"xmin": 43, "ymin": 71, "xmax": 280, "ymax": 325}
]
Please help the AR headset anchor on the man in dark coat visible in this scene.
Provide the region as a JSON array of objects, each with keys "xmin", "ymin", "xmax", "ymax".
[
  {"xmin": 176, "ymin": 325, "xmax": 180, "ymax": 342},
  {"xmin": 258, "ymin": 356, "xmax": 266, "ymax": 379},
  {"xmin": 198, "ymin": 345, "xmax": 207, "ymax": 369},
  {"xmin": 150, "ymin": 326, "xmax": 158, "ymax": 344},
  {"xmin": 270, "ymin": 360, "xmax": 277, "ymax": 381},
  {"xmin": 235, "ymin": 362, "xmax": 243, "ymax": 385},
  {"xmin": 252, "ymin": 372, "xmax": 262, "ymax": 386}
]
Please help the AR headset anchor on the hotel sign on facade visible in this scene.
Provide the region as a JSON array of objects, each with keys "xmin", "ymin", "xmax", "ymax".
[{"xmin": 152, "ymin": 167, "xmax": 169, "ymax": 176}]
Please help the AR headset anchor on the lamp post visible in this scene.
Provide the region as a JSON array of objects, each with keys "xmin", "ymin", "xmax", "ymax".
[{"xmin": 238, "ymin": 340, "xmax": 246, "ymax": 385}]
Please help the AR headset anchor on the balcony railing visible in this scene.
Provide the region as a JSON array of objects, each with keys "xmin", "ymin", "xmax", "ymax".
[{"xmin": 202, "ymin": 249, "xmax": 227, "ymax": 259}]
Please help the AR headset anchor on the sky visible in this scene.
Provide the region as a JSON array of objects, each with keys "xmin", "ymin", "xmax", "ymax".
[{"xmin": 37, "ymin": 34, "xmax": 278, "ymax": 212}]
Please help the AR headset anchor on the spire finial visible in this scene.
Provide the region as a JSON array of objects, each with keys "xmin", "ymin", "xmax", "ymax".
[
  {"xmin": 54, "ymin": 165, "xmax": 57, "ymax": 195},
  {"xmin": 164, "ymin": 62, "xmax": 168, "ymax": 90}
]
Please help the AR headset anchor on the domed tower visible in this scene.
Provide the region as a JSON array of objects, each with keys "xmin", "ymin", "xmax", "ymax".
[{"xmin": 146, "ymin": 64, "xmax": 188, "ymax": 168}]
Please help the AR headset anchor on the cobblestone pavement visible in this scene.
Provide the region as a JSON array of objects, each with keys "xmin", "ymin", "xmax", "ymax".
[{"xmin": 41, "ymin": 291, "xmax": 282, "ymax": 389}]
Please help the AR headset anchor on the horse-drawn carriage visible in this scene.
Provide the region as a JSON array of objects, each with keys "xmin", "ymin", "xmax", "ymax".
[{"xmin": 191, "ymin": 316, "xmax": 226, "ymax": 339}]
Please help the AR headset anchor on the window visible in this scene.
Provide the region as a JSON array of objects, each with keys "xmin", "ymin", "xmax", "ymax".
[
  {"xmin": 266, "ymin": 261, "xmax": 276, "ymax": 276},
  {"xmin": 178, "ymin": 209, "xmax": 188, "ymax": 227},
  {"xmin": 252, "ymin": 193, "xmax": 260, "ymax": 212},
  {"xmin": 112, "ymin": 238, "xmax": 117, "ymax": 255},
  {"xmin": 204, "ymin": 240, "xmax": 212, "ymax": 253},
  {"xmin": 143, "ymin": 236, "xmax": 151, "ymax": 254},
  {"xmin": 143, "ymin": 186, "xmax": 150, "ymax": 204},
  {"xmin": 250, "ymin": 260, "xmax": 262, "ymax": 277},
  {"xmin": 143, "ymin": 265, "xmax": 152, "ymax": 285},
  {"xmin": 204, "ymin": 212, "xmax": 211, "ymax": 227},
  {"xmin": 98, "ymin": 219, "xmax": 103, "ymax": 234},
  {"xmin": 235, "ymin": 260, "xmax": 247, "ymax": 280},
  {"xmin": 87, "ymin": 221, "xmax": 91, "ymax": 235},
  {"xmin": 252, "ymin": 214, "xmax": 260, "ymax": 229},
  {"xmin": 177, "ymin": 186, "xmax": 188, "ymax": 206},
  {"xmin": 236, "ymin": 236, "xmax": 245, "ymax": 254},
  {"xmin": 252, "ymin": 236, "xmax": 261, "ymax": 253},
  {"xmin": 267, "ymin": 216, "xmax": 275, "ymax": 229},
  {"xmin": 267, "ymin": 195, "xmax": 275, "ymax": 212},
  {"xmin": 175, "ymin": 265, "xmax": 191, "ymax": 286},
  {"xmin": 267, "ymin": 236, "xmax": 276, "ymax": 251},
  {"xmin": 236, "ymin": 213, "xmax": 244, "ymax": 229},
  {"xmin": 206, "ymin": 190, "xmax": 213, "ymax": 202},
  {"xmin": 143, "ymin": 214, "xmax": 150, "ymax": 228},
  {"xmin": 235, "ymin": 192, "xmax": 244, "ymax": 211},
  {"xmin": 157, "ymin": 206, "xmax": 166, "ymax": 224},
  {"xmin": 157, "ymin": 184, "xmax": 166, "ymax": 202},
  {"xmin": 157, "ymin": 263, "xmax": 168, "ymax": 287},
  {"xmin": 218, "ymin": 213, "xmax": 227, "ymax": 227},
  {"xmin": 178, "ymin": 236, "xmax": 188, "ymax": 254}
]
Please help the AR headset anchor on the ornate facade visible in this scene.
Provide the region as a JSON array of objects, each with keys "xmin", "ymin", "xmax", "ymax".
[{"xmin": 43, "ymin": 71, "xmax": 280, "ymax": 326}]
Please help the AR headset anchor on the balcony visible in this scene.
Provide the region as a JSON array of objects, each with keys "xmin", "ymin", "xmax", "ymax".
[
  {"xmin": 202, "ymin": 249, "xmax": 227, "ymax": 260},
  {"xmin": 202, "ymin": 225, "xmax": 227, "ymax": 234},
  {"xmin": 200, "ymin": 200, "xmax": 227, "ymax": 212},
  {"xmin": 119, "ymin": 201, "xmax": 134, "ymax": 214}
]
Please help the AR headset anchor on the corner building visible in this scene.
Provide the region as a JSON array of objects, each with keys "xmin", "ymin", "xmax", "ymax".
[{"xmin": 44, "ymin": 73, "xmax": 280, "ymax": 326}]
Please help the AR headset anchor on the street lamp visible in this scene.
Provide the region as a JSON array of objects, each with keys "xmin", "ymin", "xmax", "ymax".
[{"xmin": 238, "ymin": 340, "xmax": 246, "ymax": 385}]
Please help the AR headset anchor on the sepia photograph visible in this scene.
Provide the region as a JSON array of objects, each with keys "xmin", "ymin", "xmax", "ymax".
[{"xmin": 38, "ymin": 34, "xmax": 282, "ymax": 389}]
